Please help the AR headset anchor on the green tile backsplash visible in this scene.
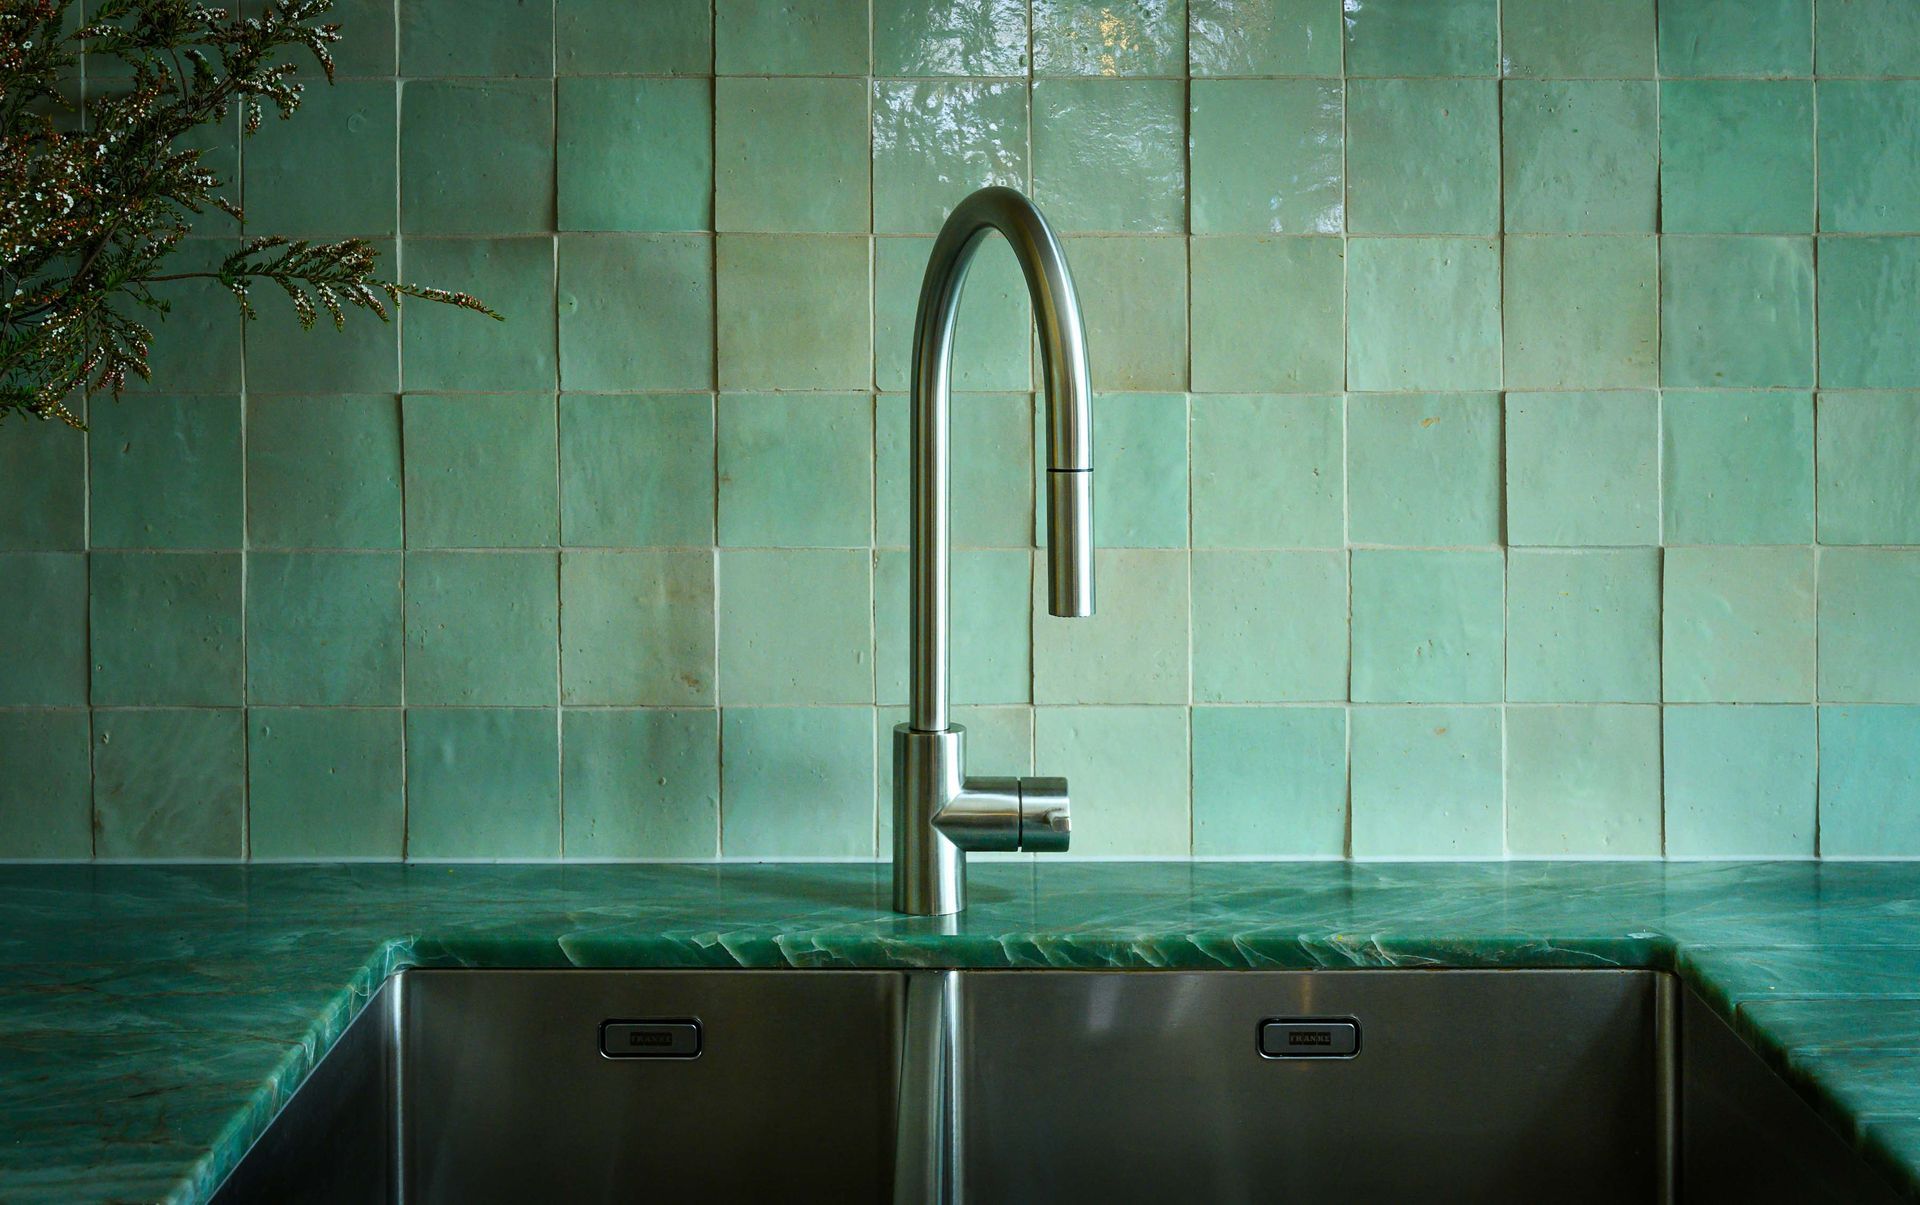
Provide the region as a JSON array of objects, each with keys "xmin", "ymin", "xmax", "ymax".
[{"xmin": 10, "ymin": 0, "xmax": 1920, "ymax": 862}]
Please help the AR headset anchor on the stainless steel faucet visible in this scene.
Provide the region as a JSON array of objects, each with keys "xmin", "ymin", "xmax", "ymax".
[{"xmin": 892, "ymin": 186, "xmax": 1094, "ymax": 917}]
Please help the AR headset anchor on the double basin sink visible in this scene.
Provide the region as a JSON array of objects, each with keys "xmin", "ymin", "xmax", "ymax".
[{"xmin": 214, "ymin": 968, "xmax": 1901, "ymax": 1203}]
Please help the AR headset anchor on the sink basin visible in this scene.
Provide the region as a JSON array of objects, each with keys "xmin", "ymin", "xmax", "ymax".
[{"xmin": 214, "ymin": 969, "xmax": 1900, "ymax": 1204}]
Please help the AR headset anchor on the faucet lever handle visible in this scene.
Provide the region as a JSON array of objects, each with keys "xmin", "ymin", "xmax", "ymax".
[
  {"xmin": 932, "ymin": 776, "xmax": 1072, "ymax": 854},
  {"xmin": 1016, "ymin": 777, "xmax": 1071, "ymax": 852}
]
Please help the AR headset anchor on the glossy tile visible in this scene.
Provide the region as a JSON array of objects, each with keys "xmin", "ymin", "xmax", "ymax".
[
  {"xmin": 1820, "ymin": 550, "xmax": 1920, "ymax": 704},
  {"xmin": 1660, "ymin": 236, "xmax": 1815, "ymax": 388},
  {"xmin": 873, "ymin": 0, "xmax": 1029, "ymax": 76},
  {"xmin": 873, "ymin": 237, "xmax": 1031, "ymax": 392},
  {"xmin": 1034, "ymin": 706, "xmax": 1190, "ymax": 856},
  {"xmin": 715, "ymin": 235, "xmax": 871, "ymax": 390},
  {"xmin": 402, "ymin": 393, "xmax": 558, "ymax": 549},
  {"xmin": 1189, "ymin": 237, "xmax": 1344, "ymax": 391},
  {"xmin": 1821, "ymin": 83, "xmax": 1920, "ymax": 233},
  {"xmin": 1032, "ymin": 0, "xmax": 1187, "ymax": 76},
  {"xmin": 1817, "ymin": 392, "xmax": 1920, "ymax": 545},
  {"xmin": 559, "ymin": 394, "xmax": 716, "ymax": 548},
  {"xmin": 1061, "ymin": 236, "xmax": 1189, "ymax": 390},
  {"xmin": 1190, "ymin": 80, "xmax": 1342, "ymax": 234},
  {"xmin": 1500, "ymin": 0, "xmax": 1655, "ymax": 78},
  {"xmin": 559, "ymin": 235, "xmax": 714, "ymax": 392},
  {"xmin": 1657, "ymin": 0, "xmax": 1812, "ymax": 77},
  {"xmin": 872, "ymin": 81, "xmax": 1028, "ymax": 235},
  {"xmin": 1346, "ymin": 79, "xmax": 1497, "ymax": 234},
  {"xmin": 1349, "ymin": 705, "xmax": 1503, "ymax": 857},
  {"xmin": 1191, "ymin": 550, "xmax": 1348, "ymax": 702},
  {"xmin": 246, "ymin": 553, "xmax": 403, "ymax": 706},
  {"xmin": 91, "ymin": 709, "xmax": 244, "ymax": 859},
  {"xmin": 562, "ymin": 709, "xmax": 720, "ymax": 858},
  {"xmin": 1346, "ymin": 238, "xmax": 1501, "ymax": 391},
  {"xmin": 1347, "ymin": 393, "xmax": 1502, "ymax": 547},
  {"xmin": 718, "ymin": 393, "xmax": 872, "ymax": 549},
  {"xmin": 1032, "ymin": 79, "xmax": 1186, "ymax": 233},
  {"xmin": 403, "ymin": 552, "xmax": 559, "ymax": 706},
  {"xmin": 89, "ymin": 395, "xmax": 242, "ymax": 550},
  {"xmin": 559, "ymin": 550, "xmax": 716, "ymax": 706},
  {"xmin": 1817, "ymin": 0, "xmax": 1920, "ymax": 74},
  {"xmin": 1190, "ymin": 394, "xmax": 1344, "ymax": 549},
  {"xmin": 1083, "ymin": 393, "xmax": 1188, "ymax": 547},
  {"xmin": 405, "ymin": 709, "xmax": 561, "ymax": 858},
  {"xmin": 1189, "ymin": 0, "xmax": 1342, "ymax": 77},
  {"xmin": 241, "ymin": 241, "xmax": 401, "ymax": 395},
  {"xmin": 714, "ymin": 0, "xmax": 868, "ymax": 74},
  {"xmin": 0, "ymin": 554, "xmax": 87, "ymax": 706},
  {"xmin": 246, "ymin": 395, "xmax": 403, "ymax": 550},
  {"xmin": 0, "ymin": 410, "xmax": 84, "ymax": 551},
  {"xmin": 89, "ymin": 553, "xmax": 244, "ymax": 706},
  {"xmin": 1506, "ymin": 706, "xmax": 1661, "ymax": 855},
  {"xmin": 1818, "ymin": 237, "xmax": 1920, "ymax": 389},
  {"xmin": 1503, "ymin": 81, "xmax": 1657, "ymax": 233},
  {"xmin": 716, "ymin": 78, "xmax": 870, "ymax": 234},
  {"xmin": 875, "ymin": 393, "xmax": 1033, "ymax": 548},
  {"xmin": 1820, "ymin": 706, "xmax": 1920, "ymax": 856},
  {"xmin": 1505, "ymin": 391, "xmax": 1659, "ymax": 546},
  {"xmin": 1033, "ymin": 549, "xmax": 1189, "ymax": 704},
  {"xmin": 1506, "ymin": 549, "xmax": 1661, "ymax": 703},
  {"xmin": 399, "ymin": 80, "xmax": 553, "ymax": 235},
  {"xmin": 874, "ymin": 549, "xmax": 1031, "ymax": 705},
  {"xmin": 1342, "ymin": 0, "xmax": 1498, "ymax": 77},
  {"xmin": 557, "ymin": 78, "xmax": 712, "ymax": 233},
  {"xmin": 557, "ymin": 0, "xmax": 711, "ymax": 74},
  {"xmin": 243, "ymin": 80, "xmax": 396, "ymax": 237},
  {"xmin": 113, "ymin": 241, "xmax": 241, "ymax": 392},
  {"xmin": 401, "ymin": 238, "xmax": 556, "ymax": 392},
  {"xmin": 0, "ymin": 711, "xmax": 91, "ymax": 859},
  {"xmin": 1661, "ymin": 391, "xmax": 1815, "ymax": 545},
  {"xmin": 1350, "ymin": 550, "xmax": 1505, "ymax": 703},
  {"xmin": 1191, "ymin": 706, "xmax": 1346, "ymax": 856},
  {"xmin": 247, "ymin": 709, "xmax": 404, "ymax": 859},
  {"xmin": 1663, "ymin": 705, "xmax": 1816, "ymax": 857},
  {"xmin": 398, "ymin": 0, "xmax": 553, "ymax": 76},
  {"xmin": 1661, "ymin": 82, "xmax": 1813, "ymax": 234},
  {"xmin": 314, "ymin": 0, "xmax": 397, "ymax": 76},
  {"xmin": 1502, "ymin": 237, "xmax": 1657, "ymax": 389},
  {"xmin": 716, "ymin": 549, "xmax": 872, "ymax": 705},
  {"xmin": 1663, "ymin": 547, "xmax": 1816, "ymax": 703},
  {"xmin": 720, "ymin": 707, "xmax": 875, "ymax": 856}
]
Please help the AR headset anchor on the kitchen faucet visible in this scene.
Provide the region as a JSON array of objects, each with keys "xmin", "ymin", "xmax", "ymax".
[{"xmin": 892, "ymin": 186, "xmax": 1094, "ymax": 917}]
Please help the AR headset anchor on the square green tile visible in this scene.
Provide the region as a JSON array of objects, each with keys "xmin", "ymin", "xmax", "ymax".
[
  {"xmin": 1351, "ymin": 550, "xmax": 1504, "ymax": 703},
  {"xmin": 247, "ymin": 552, "xmax": 403, "ymax": 706},
  {"xmin": 112, "ymin": 240, "xmax": 242, "ymax": 393},
  {"xmin": 1034, "ymin": 706, "xmax": 1190, "ymax": 856},
  {"xmin": 403, "ymin": 393, "xmax": 558, "ymax": 548},
  {"xmin": 0, "ymin": 409, "xmax": 85, "ymax": 550},
  {"xmin": 714, "ymin": 0, "xmax": 867, "ymax": 74},
  {"xmin": 558, "ymin": 78, "xmax": 711, "ymax": 233},
  {"xmin": 1506, "ymin": 705, "xmax": 1661, "ymax": 855},
  {"xmin": 1192, "ymin": 550, "xmax": 1347, "ymax": 702},
  {"xmin": 1189, "ymin": 237, "xmax": 1343, "ymax": 391},
  {"xmin": 399, "ymin": 80, "xmax": 553, "ymax": 234},
  {"xmin": 717, "ymin": 549, "xmax": 872, "ymax": 704},
  {"xmin": 1347, "ymin": 393, "xmax": 1502, "ymax": 546},
  {"xmin": 246, "ymin": 395, "xmax": 402, "ymax": 549},
  {"xmin": 399, "ymin": 0, "xmax": 553, "ymax": 75},
  {"xmin": 404, "ymin": 552, "xmax": 558, "ymax": 706},
  {"xmin": 0, "ymin": 554, "xmax": 87, "ymax": 705},
  {"xmin": 1503, "ymin": 237, "xmax": 1658, "ymax": 388},
  {"xmin": 92, "ymin": 709, "xmax": 244, "ymax": 859},
  {"xmin": 1664, "ymin": 705, "xmax": 1815, "ymax": 856},
  {"xmin": 1818, "ymin": 392, "xmax": 1920, "ymax": 545},
  {"xmin": 1663, "ymin": 546, "xmax": 1815, "ymax": 702},
  {"xmin": 1189, "ymin": 0, "xmax": 1342, "ymax": 76},
  {"xmin": 1817, "ymin": 0, "xmax": 1920, "ymax": 75},
  {"xmin": 716, "ymin": 235, "xmax": 871, "ymax": 390},
  {"xmin": 1820, "ymin": 549, "xmax": 1920, "ymax": 703},
  {"xmin": 248, "ymin": 709, "xmax": 404, "ymax": 859},
  {"xmin": 560, "ymin": 394, "xmax": 715, "ymax": 547},
  {"xmin": 401, "ymin": 238, "xmax": 555, "ymax": 392},
  {"xmin": 557, "ymin": 0, "xmax": 711, "ymax": 73},
  {"xmin": 405, "ymin": 708, "xmax": 560, "ymax": 858},
  {"xmin": 1349, "ymin": 705, "xmax": 1502, "ymax": 857},
  {"xmin": 875, "ymin": 549, "xmax": 1032, "ymax": 706},
  {"xmin": 874, "ymin": 0, "xmax": 1029, "ymax": 75},
  {"xmin": 90, "ymin": 553, "xmax": 243, "ymax": 706},
  {"xmin": 562, "ymin": 709, "xmax": 719, "ymax": 858},
  {"xmin": 1505, "ymin": 391, "xmax": 1658, "ymax": 546},
  {"xmin": 1500, "ymin": 0, "xmax": 1656, "ymax": 77},
  {"xmin": 242, "ymin": 240, "xmax": 401, "ymax": 395},
  {"xmin": 873, "ymin": 82, "xmax": 1028, "ymax": 235},
  {"xmin": 1662, "ymin": 390, "xmax": 1815, "ymax": 544},
  {"xmin": 1661, "ymin": 237, "xmax": 1815, "ymax": 388},
  {"xmin": 1819, "ymin": 82, "xmax": 1920, "ymax": 233},
  {"xmin": 1190, "ymin": 80, "xmax": 1341, "ymax": 235},
  {"xmin": 1083, "ymin": 393, "xmax": 1188, "ymax": 548},
  {"xmin": 305, "ymin": 0, "xmax": 396, "ymax": 76},
  {"xmin": 560, "ymin": 550, "xmax": 716, "ymax": 705},
  {"xmin": 1661, "ymin": 82, "xmax": 1813, "ymax": 233},
  {"xmin": 1191, "ymin": 394, "xmax": 1343, "ymax": 548},
  {"xmin": 718, "ymin": 393, "xmax": 872, "ymax": 548},
  {"xmin": 1658, "ymin": 0, "xmax": 1812, "ymax": 77},
  {"xmin": 1503, "ymin": 81, "xmax": 1657, "ymax": 233},
  {"xmin": 1346, "ymin": 79, "xmax": 1498, "ymax": 234},
  {"xmin": 1342, "ymin": 0, "xmax": 1498, "ymax": 76},
  {"xmin": 874, "ymin": 237, "xmax": 1031, "ymax": 392},
  {"xmin": 1819, "ymin": 706, "xmax": 1920, "ymax": 856},
  {"xmin": 1346, "ymin": 238, "xmax": 1501, "ymax": 391},
  {"xmin": 0, "ymin": 711, "xmax": 91, "ymax": 859},
  {"xmin": 244, "ymin": 79, "xmax": 395, "ymax": 236},
  {"xmin": 1032, "ymin": 0, "xmax": 1186, "ymax": 75},
  {"xmin": 716, "ymin": 78, "xmax": 870, "ymax": 234},
  {"xmin": 1818, "ymin": 237, "xmax": 1920, "ymax": 389},
  {"xmin": 876, "ymin": 393, "xmax": 1033, "ymax": 547},
  {"xmin": 1191, "ymin": 706, "xmax": 1345, "ymax": 856},
  {"xmin": 1506, "ymin": 549, "xmax": 1661, "ymax": 702},
  {"xmin": 1032, "ymin": 80, "xmax": 1186, "ymax": 234},
  {"xmin": 721, "ymin": 707, "xmax": 874, "ymax": 856},
  {"xmin": 558, "ymin": 234, "xmax": 713, "ymax": 392},
  {"xmin": 89, "ymin": 394, "xmax": 242, "ymax": 549},
  {"xmin": 1058, "ymin": 237, "xmax": 1188, "ymax": 391},
  {"xmin": 1034, "ymin": 549, "xmax": 1190, "ymax": 704}
]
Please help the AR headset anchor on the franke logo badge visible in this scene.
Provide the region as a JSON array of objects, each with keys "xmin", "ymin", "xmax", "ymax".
[{"xmin": 1289, "ymin": 1030, "xmax": 1332, "ymax": 1046}]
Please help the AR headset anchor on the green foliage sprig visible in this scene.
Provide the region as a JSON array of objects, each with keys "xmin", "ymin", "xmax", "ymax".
[{"xmin": 0, "ymin": 0, "xmax": 498, "ymax": 427}]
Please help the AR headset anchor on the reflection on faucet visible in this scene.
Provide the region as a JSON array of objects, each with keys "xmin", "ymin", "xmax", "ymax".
[{"xmin": 893, "ymin": 187, "xmax": 1095, "ymax": 917}]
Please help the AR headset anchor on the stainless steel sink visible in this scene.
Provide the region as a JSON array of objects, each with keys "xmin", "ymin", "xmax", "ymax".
[{"xmin": 213, "ymin": 969, "xmax": 1901, "ymax": 1204}]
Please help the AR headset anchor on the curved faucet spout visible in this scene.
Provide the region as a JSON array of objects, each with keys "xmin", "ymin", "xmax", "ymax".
[{"xmin": 909, "ymin": 186, "xmax": 1095, "ymax": 735}]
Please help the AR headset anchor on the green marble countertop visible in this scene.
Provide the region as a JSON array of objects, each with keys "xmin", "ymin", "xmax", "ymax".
[{"xmin": 6, "ymin": 860, "xmax": 1920, "ymax": 1202}]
